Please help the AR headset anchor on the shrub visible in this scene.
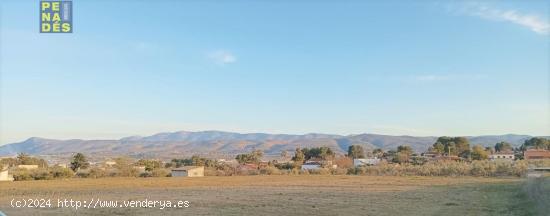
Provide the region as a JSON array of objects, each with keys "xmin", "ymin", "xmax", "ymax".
[
  {"xmin": 151, "ymin": 168, "xmax": 170, "ymax": 177},
  {"xmin": 12, "ymin": 167, "xmax": 74, "ymax": 181},
  {"xmin": 289, "ymin": 168, "xmax": 300, "ymax": 175},
  {"xmin": 309, "ymin": 168, "xmax": 330, "ymax": 175},
  {"xmin": 139, "ymin": 172, "xmax": 152, "ymax": 178},
  {"xmin": 12, "ymin": 168, "xmax": 33, "ymax": 181},
  {"xmin": 346, "ymin": 160, "xmax": 528, "ymax": 177},
  {"xmin": 331, "ymin": 168, "xmax": 348, "ymax": 175},
  {"xmin": 50, "ymin": 167, "xmax": 74, "ymax": 178},
  {"xmin": 88, "ymin": 168, "xmax": 107, "ymax": 178},
  {"xmin": 31, "ymin": 169, "xmax": 53, "ymax": 180},
  {"xmin": 260, "ymin": 166, "xmax": 281, "ymax": 175},
  {"xmin": 334, "ymin": 157, "xmax": 353, "ymax": 169},
  {"xmin": 76, "ymin": 171, "xmax": 90, "ymax": 178},
  {"xmin": 204, "ymin": 168, "xmax": 219, "ymax": 176}
]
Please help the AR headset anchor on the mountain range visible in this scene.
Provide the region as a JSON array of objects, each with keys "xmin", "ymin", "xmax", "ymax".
[{"xmin": 0, "ymin": 131, "xmax": 544, "ymax": 158}]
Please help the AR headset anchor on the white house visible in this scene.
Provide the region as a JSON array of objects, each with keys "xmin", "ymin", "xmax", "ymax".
[
  {"xmin": 104, "ymin": 161, "xmax": 117, "ymax": 167},
  {"xmin": 301, "ymin": 162, "xmax": 322, "ymax": 170},
  {"xmin": 489, "ymin": 151, "xmax": 515, "ymax": 161},
  {"xmin": 171, "ymin": 166, "xmax": 204, "ymax": 177},
  {"xmin": 354, "ymin": 158, "xmax": 381, "ymax": 167},
  {"xmin": 0, "ymin": 169, "xmax": 14, "ymax": 181},
  {"xmin": 134, "ymin": 166, "xmax": 147, "ymax": 174}
]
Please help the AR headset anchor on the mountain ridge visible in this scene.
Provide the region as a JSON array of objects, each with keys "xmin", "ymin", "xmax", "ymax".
[{"xmin": 0, "ymin": 131, "xmax": 545, "ymax": 157}]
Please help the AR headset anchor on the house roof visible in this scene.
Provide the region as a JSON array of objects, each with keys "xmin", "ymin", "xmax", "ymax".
[
  {"xmin": 238, "ymin": 163, "xmax": 259, "ymax": 170},
  {"xmin": 171, "ymin": 166, "xmax": 203, "ymax": 171},
  {"xmin": 524, "ymin": 149, "xmax": 550, "ymax": 157},
  {"xmin": 491, "ymin": 151, "xmax": 514, "ymax": 155}
]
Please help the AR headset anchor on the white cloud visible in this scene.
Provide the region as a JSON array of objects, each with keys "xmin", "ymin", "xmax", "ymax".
[
  {"xmin": 208, "ymin": 50, "xmax": 237, "ymax": 65},
  {"xmin": 456, "ymin": 2, "xmax": 549, "ymax": 35}
]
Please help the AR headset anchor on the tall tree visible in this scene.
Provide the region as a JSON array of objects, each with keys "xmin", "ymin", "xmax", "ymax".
[
  {"xmin": 521, "ymin": 137, "xmax": 550, "ymax": 150},
  {"xmin": 16, "ymin": 153, "xmax": 31, "ymax": 164},
  {"xmin": 397, "ymin": 145, "xmax": 413, "ymax": 155},
  {"xmin": 432, "ymin": 137, "xmax": 470, "ymax": 157},
  {"xmin": 372, "ymin": 149, "xmax": 384, "ymax": 158},
  {"xmin": 471, "ymin": 145, "xmax": 488, "ymax": 160},
  {"xmin": 494, "ymin": 142, "xmax": 513, "ymax": 152},
  {"xmin": 433, "ymin": 143, "xmax": 445, "ymax": 154},
  {"xmin": 291, "ymin": 148, "xmax": 305, "ymax": 164},
  {"xmin": 347, "ymin": 145, "xmax": 365, "ymax": 159},
  {"xmin": 16, "ymin": 153, "xmax": 48, "ymax": 167},
  {"xmin": 235, "ymin": 150, "xmax": 263, "ymax": 164},
  {"xmin": 70, "ymin": 153, "xmax": 89, "ymax": 172},
  {"xmin": 280, "ymin": 150, "xmax": 288, "ymax": 159},
  {"xmin": 394, "ymin": 145, "xmax": 413, "ymax": 163},
  {"xmin": 300, "ymin": 147, "xmax": 335, "ymax": 161}
]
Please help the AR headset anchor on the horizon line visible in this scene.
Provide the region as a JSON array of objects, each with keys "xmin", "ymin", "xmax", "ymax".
[{"xmin": 2, "ymin": 129, "xmax": 548, "ymax": 145}]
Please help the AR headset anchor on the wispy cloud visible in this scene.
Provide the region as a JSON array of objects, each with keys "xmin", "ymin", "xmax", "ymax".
[
  {"xmin": 413, "ymin": 74, "xmax": 487, "ymax": 82},
  {"xmin": 452, "ymin": 2, "xmax": 549, "ymax": 35},
  {"xmin": 208, "ymin": 50, "xmax": 237, "ymax": 65}
]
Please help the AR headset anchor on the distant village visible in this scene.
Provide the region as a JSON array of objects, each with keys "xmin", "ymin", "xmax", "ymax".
[{"xmin": 1, "ymin": 137, "xmax": 549, "ymax": 182}]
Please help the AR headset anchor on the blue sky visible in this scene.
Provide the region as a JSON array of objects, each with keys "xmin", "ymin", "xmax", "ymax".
[{"xmin": 0, "ymin": 0, "xmax": 548, "ymax": 144}]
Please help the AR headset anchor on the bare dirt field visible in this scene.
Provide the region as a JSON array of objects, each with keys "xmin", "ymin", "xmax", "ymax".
[{"xmin": 0, "ymin": 175, "xmax": 547, "ymax": 216}]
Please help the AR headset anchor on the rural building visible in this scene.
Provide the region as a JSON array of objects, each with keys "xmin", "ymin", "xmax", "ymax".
[
  {"xmin": 0, "ymin": 169, "xmax": 13, "ymax": 181},
  {"xmin": 302, "ymin": 159, "xmax": 337, "ymax": 169},
  {"xmin": 238, "ymin": 163, "xmax": 259, "ymax": 171},
  {"xmin": 524, "ymin": 149, "xmax": 550, "ymax": 160},
  {"xmin": 489, "ymin": 151, "xmax": 515, "ymax": 161},
  {"xmin": 17, "ymin": 165, "xmax": 38, "ymax": 170},
  {"xmin": 54, "ymin": 163, "xmax": 69, "ymax": 169},
  {"xmin": 422, "ymin": 152, "xmax": 441, "ymax": 158},
  {"xmin": 104, "ymin": 161, "xmax": 117, "ymax": 167},
  {"xmin": 171, "ymin": 166, "xmax": 204, "ymax": 177},
  {"xmin": 301, "ymin": 162, "xmax": 322, "ymax": 170},
  {"xmin": 354, "ymin": 158, "xmax": 381, "ymax": 167},
  {"xmin": 134, "ymin": 166, "xmax": 147, "ymax": 174}
]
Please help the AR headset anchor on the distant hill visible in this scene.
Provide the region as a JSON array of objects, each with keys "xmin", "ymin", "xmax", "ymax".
[{"xmin": 0, "ymin": 131, "xmax": 543, "ymax": 157}]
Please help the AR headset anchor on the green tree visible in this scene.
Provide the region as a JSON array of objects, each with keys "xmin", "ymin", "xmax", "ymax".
[
  {"xmin": 114, "ymin": 157, "xmax": 139, "ymax": 177},
  {"xmin": 433, "ymin": 137, "xmax": 470, "ymax": 157},
  {"xmin": 393, "ymin": 145, "xmax": 413, "ymax": 163},
  {"xmin": 235, "ymin": 150, "xmax": 263, "ymax": 164},
  {"xmin": 302, "ymin": 147, "xmax": 335, "ymax": 161},
  {"xmin": 397, "ymin": 145, "xmax": 413, "ymax": 155},
  {"xmin": 16, "ymin": 153, "xmax": 48, "ymax": 167},
  {"xmin": 235, "ymin": 154, "xmax": 251, "ymax": 164},
  {"xmin": 16, "ymin": 153, "xmax": 31, "ymax": 164},
  {"xmin": 372, "ymin": 149, "xmax": 384, "ymax": 158},
  {"xmin": 136, "ymin": 159, "xmax": 162, "ymax": 171},
  {"xmin": 471, "ymin": 145, "xmax": 488, "ymax": 160},
  {"xmin": 433, "ymin": 143, "xmax": 445, "ymax": 153},
  {"xmin": 394, "ymin": 152, "xmax": 410, "ymax": 163},
  {"xmin": 70, "ymin": 153, "xmax": 89, "ymax": 172},
  {"xmin": 0, "ymin": 158, "xmax": 18, "ymax": 168},
  {"xmin": 347, "ymin": 145, "xmax": 365, "ymax": 159},
  {"xmin": 494, "ymin": 142, "xmax": 513, "ymax": 152},
  {"xmin": 521, "ymin": 137, "xmax": 550, "ymax": 150}
]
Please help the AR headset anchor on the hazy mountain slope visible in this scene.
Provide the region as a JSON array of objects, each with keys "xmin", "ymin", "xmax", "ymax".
[
  {"xmin": 467, "ymin": 134, "xmax": 532, "ymax": 147},
  {"xmin": 0, "ymin": 131, "xmax": 542, "ymax": 157}
]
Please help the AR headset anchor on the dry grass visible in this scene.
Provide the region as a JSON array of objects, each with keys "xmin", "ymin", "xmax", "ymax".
[
  {"xmin": 0, "ymin": 175, "xmax": 515, "ymax": 192},
  {"xmin": 0, "ymin": 176, "xmax": 542, "ymax": 216}
]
